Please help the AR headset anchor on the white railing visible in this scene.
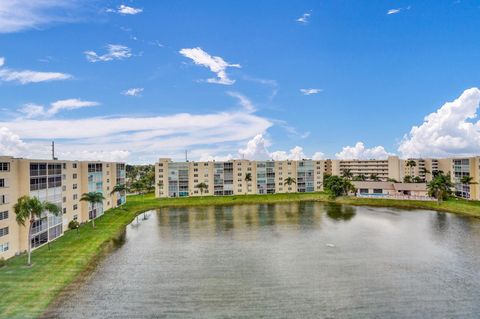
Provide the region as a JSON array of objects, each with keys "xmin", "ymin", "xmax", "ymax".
[{"xmin": 357, "ymin": 194, "xmax": 436, "ymax": 201}]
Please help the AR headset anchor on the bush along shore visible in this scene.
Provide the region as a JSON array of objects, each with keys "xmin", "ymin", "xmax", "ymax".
[{"xmin": 2, "ymin": 192, "xmax": 480, "ymax": 318}]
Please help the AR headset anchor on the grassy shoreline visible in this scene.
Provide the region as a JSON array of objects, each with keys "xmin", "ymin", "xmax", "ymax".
[{"xmin": 1, "ymin": 192, "xmax": 480, "ymax": 318}]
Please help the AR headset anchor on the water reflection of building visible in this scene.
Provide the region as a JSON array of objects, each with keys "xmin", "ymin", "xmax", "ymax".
[{"xmin": 155, "ymin": 202, "xmax": 329, "ymax": 240}]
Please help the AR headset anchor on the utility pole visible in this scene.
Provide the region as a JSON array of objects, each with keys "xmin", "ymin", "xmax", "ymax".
[{"xmin": 52, "ymin": 141, "xmax": 58, "ymax": 160}]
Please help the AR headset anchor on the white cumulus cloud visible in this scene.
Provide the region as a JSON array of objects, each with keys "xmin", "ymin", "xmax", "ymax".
[
  {"xmin": 0, "ymin": 56, "xmax": 71, "ymax": 84},
  {"xmin": 179, "ymin": 47, "xmax": 240, "ymax": 85},
  {"xmin": 84, "ymin": 44, "xmax": 132, "ymax": 62},
  {"xmin": 336, "ymin": 142, "xmax": 394, "ymax": 160},
  {"xmin": 398, "ymin": 87, "xmax": 480, "ymax": 158},
  {"xmin": 122, "ymin": 88, "xmax": 143, "ymax": 97},
  {"xmin": 117, "ymin": 5, "xmax": 143, "ymax": 15},
  {"xmin": 0, "ymin": 127, "xmax": 27, "ymax": 156},
  {"xmin": 300, "ymin": 88, "xmax": 322, "ymax": 95}
]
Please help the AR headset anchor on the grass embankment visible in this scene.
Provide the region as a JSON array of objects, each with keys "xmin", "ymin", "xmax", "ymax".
[{"xmin": 2, "ymin": 192, "xmax": 480, "ymax": 318}]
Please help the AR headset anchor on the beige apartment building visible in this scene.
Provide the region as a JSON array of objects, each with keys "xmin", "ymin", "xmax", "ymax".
[
  {"xmin": 0, "ymin": 156, "xmax": 126, "ymax": 260},
  {"xmin": 155, "ymin": 158, "xmax": 327, "ymax": 198},
  {"xmin": 155, "ymin": 156, "xmax": 480, "ymax": 201}
]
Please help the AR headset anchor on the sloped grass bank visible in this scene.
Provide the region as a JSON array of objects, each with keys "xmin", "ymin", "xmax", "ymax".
[{"xmin": 1, "ymin": 192, "xmax": 480, "ymax": 318}]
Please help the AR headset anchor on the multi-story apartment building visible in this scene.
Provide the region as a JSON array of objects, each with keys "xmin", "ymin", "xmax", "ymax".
[
  {"xmin": 155, "ymin": 158, "xmax": 327, "ymax": 198},
  {"xmin": 156, "ymin": 156, "xmax": 480, "ymax": 201},
  {"xmin": 0, "ymin": 156, "xmax": 126, "ymax": 260}
]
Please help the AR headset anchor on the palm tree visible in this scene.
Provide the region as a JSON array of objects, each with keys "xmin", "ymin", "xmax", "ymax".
[
  {"xmin": 341, "ymin": 169, "xmax": 353, "ymax": 180},
  {"xmin": 406, "ymin": 160, "xmax": 417, "ymax": 168},
  {"xmin": 413, "ymin": 176, "xmax": 424, "ymax": 183},
  {"xmin": 283, "ymin": 177, "xmax": 296, "ymax": 192},
  {"xmin": 110, "ymin": 184, "xmax": 127, "ymax": 206},
  {"xmin": 244, "ymin": 173, "xmax": 252, "ymax": 194},
  {"xmin": 460, "ymin": 176, "xmax": 477, "ymax": 185},
  {"xmin": 80, "ymin": 192, "xmax": 105, "ymax": 228},
  {"xmin": 13, "ymin": 196, "xmax": 61, "ymax": 266},
  {"xmin": 195, "ymin": 182, "xmax": 208, "ymax": 196},
  {"xmin": 427, "ymin": 172, "xmax": 454, "ymax": 202},
  {"xmin": 403, "ymin": 175, "xmax": 413, "ymax": 183},
  {"xmin": 369, "ymin": 174, "xmax": 380, "ymax": 181}
]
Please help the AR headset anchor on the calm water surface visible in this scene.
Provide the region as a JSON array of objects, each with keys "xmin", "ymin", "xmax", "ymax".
[{"xmin": 45, "ymin": 202, "xmax": 480, "ymax": 318}]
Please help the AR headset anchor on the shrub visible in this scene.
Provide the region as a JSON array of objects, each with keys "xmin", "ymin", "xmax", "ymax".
[
  {"xmin": 0, "ymin": 257, "xmax": 5, "ymax": 268},
  {"xmin": 68, "ymin": 220, "xmax": 80, "ymax": 230}
]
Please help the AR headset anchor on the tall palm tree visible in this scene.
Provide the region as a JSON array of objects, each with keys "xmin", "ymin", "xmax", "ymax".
[
  {"xmin": 460, "ymin": 176, "xmax": 477, "ymax": 185},
  {"xmin": 13, "ymin": 196, "xmax": 61, "ymax": 266},
  {"xmin": 341, "ymin": 169, "xmax": 353, "ymax": 180},
  {"xmin": 244, "ymin": 173, "xmax": 252, "ymax": 194},
  {"xmin": 283, "ymin": 177, "xmax": 296, "ymax": 192},
  {"xmin": 369, "ymin": 173, "xmax": 380, "ymax": 181},
  {"xmin": 427, "ymin": 172, "xmax": 453, "ymax": 202},
  {"xmin": 80, "ymin": 192, "xmax": 105, "ymax": 228},
  {"xmin": 406, "ymin": 160, "xmax": 417, "ymax": 168},
  {"xmin": 110, "ymin": 184, "xmax": 127, "ymax": 206},
  {"xmin": 195, "ymin": 182, "xmax": 208, "ymax": 196},
  {"xmin": 403, "ymin": 175, "xmax": 413, "ymax": 183}
]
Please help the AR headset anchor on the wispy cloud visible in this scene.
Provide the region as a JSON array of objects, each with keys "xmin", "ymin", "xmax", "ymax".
[
  {"xmin": 84, "ymin": 44, "xmax": 132, "ymax": 62},
  {"xmin": 387, "ymin": 6, "xmax": 411, "ymax": 15},
  {"xmin": 0, "ymin": 0, "xmax": 84, "ymax": 33},
  {"xmin": 0, "ymin": 56, "xmax": 71, "ymax": 84},
  {"xmin": 18, "ymin": 98, "xmax": 99, "ymax": 118},
  {"xmin": 300, "ymin": 88, "xmax": 322, "ymax": 95},
  {"xmin": 179, "ymin": 47, "xmax": 240, "ymax": 85},
  {"xmin": 297, "ymin": 12, "xmax": 311, "ymax": 24},
  {"xmin": 227, "ymin": 91, "xmax": 255, "ymax": 113},
  {"xmin": 121, "ymin": 88, "xmax": 144, "ymax": 97}
]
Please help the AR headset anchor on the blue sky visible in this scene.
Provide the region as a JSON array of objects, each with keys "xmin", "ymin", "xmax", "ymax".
[{"xmin": 0, "ymin": 0, "xmax": 480, "ymax": 163}]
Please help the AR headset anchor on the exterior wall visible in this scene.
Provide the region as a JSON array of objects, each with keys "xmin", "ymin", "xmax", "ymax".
[
  {"xmin": 331, "ymin": 156, "xmax": 400, "ymax": 181},
  {"xmin": 0, "ymin": 156, "xmax": 125, "ymax": 260}
]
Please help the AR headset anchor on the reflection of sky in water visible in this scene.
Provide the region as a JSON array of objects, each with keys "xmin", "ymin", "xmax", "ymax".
[{"xmin": 47, "ymin": 202, "xmax": 480, "ymax": 319}]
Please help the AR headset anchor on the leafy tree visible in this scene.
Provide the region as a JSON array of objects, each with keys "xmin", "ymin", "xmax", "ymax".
[
  {"xmin": 403, "ymin": 175, "xmax": 413, "ymax": 183},
  {"xmin": 413, "ymin": 176, "xmax": 424, "ymax": 183},
  {"xmin": 324, "ymin": 175, "xmax": 355, "ymax": 198},
  {"xmin": 244, "ymin": 173, "xmax": 252, "ymax": 194},
  {"xmin": 80, "ymin": 192, "xmax": 105, "ymax": 228},
  {"xmin": 353, "ymin": 174, "xmax": 366, "ymax": 181},
  {"xmin": 13, "ymin": 196, "xmax": 61, "ymax": 266},
  {"xmin": 195, "ymin": 182, "xmax": 208, "ymax": 196},
  {"xmin": 283, "ymin": 177, "xmax": 297, "ymax": 192},
  {"xmin": 387, "ymin": 178, "xmax": 398, "ymax": 183},
  {"xmin": 427, "ymin": 172, "xmax": 454, "ymax": 202},
  {"xmin": 341, "ymin": 169, "xmax": 353, "ymax": 180}
]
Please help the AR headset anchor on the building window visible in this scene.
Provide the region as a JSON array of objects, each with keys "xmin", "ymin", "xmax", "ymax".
[
  {"xmin": 373, "ymin": 189, "xmax": 383, "ymax": 194},
  {"xmin": 0, "ymin": 227, "xmax": 8, "ymax": 237},
  {"xmin": 73, "ymin": 204, "xmax": 78, "ymax": 210},
  {"xmin": 63, "ymin": 208, "xmax": 67, "ymax": 214},
  {"xmin": 73, "ymin": 194, "xmax": 78, "ymax": 200},
  {"xmin": 73, "ymin": 173, "xmax": 77, "ymax": 179},
  {"xmin": 73, "ymin": 163, "xmax": 77, "ymax": 169},
  {"xmin": 0, "ymin": 195, "xmax": 7, "ymax": 205},
  {"xmin": 0, "ymin": 211, "xmax": 8, "ymax": 220},
  {"xmin": 63, "ymin": 197, "xmax": 66, "ymax": 203},
  {"xmin": 73, "ymin": 184, "xmax": 77, "ymax": 190},
  {"xmin": 0, "ymin": 242, "xmax": 8, "ymax": 252},
  {"xmin": 0, "ymin": 179, "xmax": 4, "ymax": 188},
  {"xmin": 0, "ymin": 162, "xmax": 10, "ymax": 172}
]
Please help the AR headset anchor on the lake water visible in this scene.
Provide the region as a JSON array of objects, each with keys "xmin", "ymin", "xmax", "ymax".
[{"xmin": 44, "ymin": 202, "xmax": 480, "ymax": 318}]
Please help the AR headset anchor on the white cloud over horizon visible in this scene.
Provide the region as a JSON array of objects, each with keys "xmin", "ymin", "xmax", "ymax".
[
  {"xmin": 179, "ymin": 47, "xmax": 240, "ymax": 85},
  {"xmin": 84, "ymin": 44, "xmax": 132, "ymax": 62},
  {"xmin": 398, "ymin": 87, "xmax": 480, "ymax": 158},
  {"xmin": 335, "ymin": 141, "xmax": 394, "ymax": 160},
  {"xmin": 116, "ymin": 5, "xmax": 143, "ymax": 15},
  {"xmin": 0, "ymin": 56, "xmax": 71, "ymax": 84}
]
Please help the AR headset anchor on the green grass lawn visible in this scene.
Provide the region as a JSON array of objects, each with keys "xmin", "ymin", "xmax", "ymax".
[{"xmin": 1, "ymin": 192, "xmax": 480, "ymax": 318}]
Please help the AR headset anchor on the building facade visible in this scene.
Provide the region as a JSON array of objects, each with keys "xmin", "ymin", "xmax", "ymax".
[
  {"xmin": 0, "ymin": 156, "xmax": 126, "ymax": 260},
  {"xmin": 156, "ymin": 156, "xmax": 480, "ymax": 201},
  {"xmin": 155, "ymin": 158, "xmax": 327, "ymax": 198}
]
